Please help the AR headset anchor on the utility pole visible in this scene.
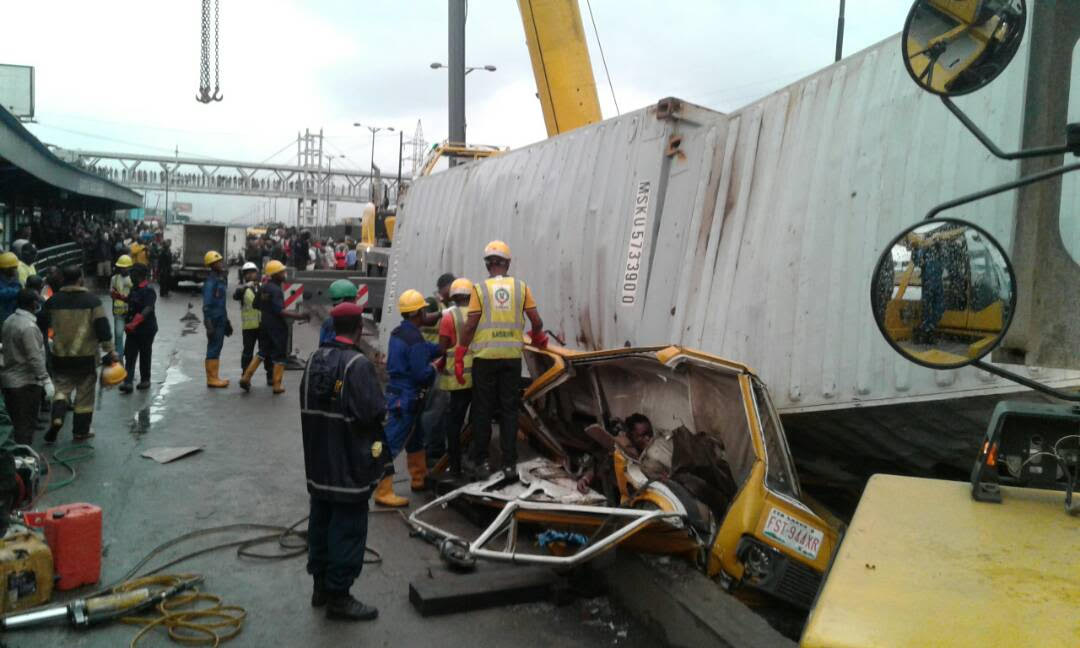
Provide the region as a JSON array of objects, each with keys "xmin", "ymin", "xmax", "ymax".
[
  {"xmin": 397, "ymin": 130, "xmax": 403, "ymax": 201},
  {"xmin": 448, "ymin": 0, "xmax": 467, "ymax": 163},
  {"xmin": 835, "ymin": 0, "xmax": 846, "ymax": 62}
]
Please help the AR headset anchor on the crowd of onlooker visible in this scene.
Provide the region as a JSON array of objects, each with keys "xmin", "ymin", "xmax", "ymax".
[{"xmin": 243, "ymin": 228, "xmax": 366, "ymax": 272}]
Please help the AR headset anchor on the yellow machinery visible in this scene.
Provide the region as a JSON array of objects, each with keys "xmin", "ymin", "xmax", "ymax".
[{"xmin": 517, "ymin": 0, "xmax": 603, "ymax": 136}]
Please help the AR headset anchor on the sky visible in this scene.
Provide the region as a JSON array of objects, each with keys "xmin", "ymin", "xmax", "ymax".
[{"xmin": 1, "ymin": 0, "xmax": 912, "ymax": 223}]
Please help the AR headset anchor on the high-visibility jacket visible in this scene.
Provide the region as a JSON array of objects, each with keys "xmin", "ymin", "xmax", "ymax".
[
  {"xmin": 111, "ymin": 273, "xmax": 132, "ymax": 316},
  {"xmin": 420, "ymin": 295, "xmax": 446, "ymax": 344},
  {"xmin": 17, "ymin": 262, "xmax": 36, "ymax": 287},
  {"xmin": 241, "ymin": 284, "xmax": 261, "ymax": 330},
  {"xmin": 437, "ymin": 306, "xmax": 473, "ymax": 391},
  {"xmin": 471, "ymin": 276, "xmax": 527, "ymax": 360}
]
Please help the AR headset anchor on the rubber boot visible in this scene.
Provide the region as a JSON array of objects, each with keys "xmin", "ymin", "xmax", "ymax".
[
  {"xmin": 72, "ymin": 413, "xmax": 94, "ymax": 442},
  {"xmin": 119, "ymin": 381, "xmax": 134, "ymax": 394},
  {"xmin": 325, "ymin": 592, "xmax": 378, "ymax": 621},
  {"xmin": 45, "ymin": 400, "xmax": 69, "ymax": 445},
  {"xmin": 407, "ymin": 450, "xmax": 429, "ymax": 492},
  {"xmin": 271, "ymin": 364, "xmax": 286, "ymax": 395},
  {"xmin": 239, "ymin": 357, "xmax": 262, "ymax": 392},
  {"xmin": 373, "ymin": 475, "xmax": 408, "ymax": 508},
  {"xmin": 205, "ymin": 359, "xmax": 229, "ymax": 388}
]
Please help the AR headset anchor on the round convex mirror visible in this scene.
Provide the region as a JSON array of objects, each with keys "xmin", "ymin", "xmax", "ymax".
[
  {"xmin": 870, "ymin": 218, "xmax": 1016, "ymax": 369},
  {"xmin": 902, "ymin": 0, "xmax": 1026, "ymax": 97}
]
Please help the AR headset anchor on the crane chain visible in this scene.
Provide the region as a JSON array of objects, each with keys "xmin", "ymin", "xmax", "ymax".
[{"xmin": 197, "ymin": 0, "xmax": 212, "ymax": 103}]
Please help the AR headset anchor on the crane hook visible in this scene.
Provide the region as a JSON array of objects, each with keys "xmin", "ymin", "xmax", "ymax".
[
  {"xmin": 196, "ymin": 87, "xmax": 213, "ymax": 104},
  {"xmin": 211, "ymin": 86, "xmax": 223, "ymax": 102}
]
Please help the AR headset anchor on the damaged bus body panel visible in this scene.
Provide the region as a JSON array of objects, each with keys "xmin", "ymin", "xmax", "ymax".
[{"xmin": 409, "ymin": 344, "xmax": 841, "ymax": 609}]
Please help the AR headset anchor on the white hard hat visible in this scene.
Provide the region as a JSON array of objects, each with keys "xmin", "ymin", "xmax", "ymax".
[{"xmin": 242, "ymin": 262, "xmax": 258, "ymax": 272}]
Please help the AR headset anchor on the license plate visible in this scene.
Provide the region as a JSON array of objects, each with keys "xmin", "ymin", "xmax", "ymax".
[{"xmin": 763, "ymin": 508, "xmax": 824, "ymax": 560}]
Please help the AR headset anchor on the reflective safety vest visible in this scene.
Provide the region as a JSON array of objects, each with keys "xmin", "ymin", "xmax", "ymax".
[
  {"xmin": 472, "ymin": 276, "xmax": 526, "ymax": 360},
  {"xmin": 438, "ymin": 306, "xmax": 473, "ymax": 390},
  {"xmin": 111, "ymin": 274, "xmax": 132, "ymax": 316},
  {"xmin": 420, "ymin": 295, "xmax": 446, "ymax": 344},
  {"xmin": 241, "ymin": 284, "xmax": 261, "ymax": 330}
]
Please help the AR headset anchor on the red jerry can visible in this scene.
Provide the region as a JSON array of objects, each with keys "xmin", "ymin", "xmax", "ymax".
[{"xmin": 24, "ymin": 503, "xmax": 102, "ymax": 590}]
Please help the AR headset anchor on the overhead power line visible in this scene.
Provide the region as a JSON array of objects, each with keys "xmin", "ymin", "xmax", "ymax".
[{"xmin": 585, "ymin": 0, "xmax": 620, "ymax": 116}]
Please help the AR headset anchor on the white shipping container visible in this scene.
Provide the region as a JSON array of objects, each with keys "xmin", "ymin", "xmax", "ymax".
[{"xmin": 383, "ymin": 31, "xmax": 1078, "ymax": 427}]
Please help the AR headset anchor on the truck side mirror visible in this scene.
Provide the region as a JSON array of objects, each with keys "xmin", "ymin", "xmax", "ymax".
[
  {"xmin": 902, "ymin": 0, "xmax": 1026, "ymax": 97},
  {"xmin": 870, "ymin": 218, "xmax": 1016, "ymax": 370}
]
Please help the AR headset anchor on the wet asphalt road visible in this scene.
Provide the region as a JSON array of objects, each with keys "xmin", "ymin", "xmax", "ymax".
[{"xmin": 12, "ymin": 288, "xmax": 658, "ymax": 648}]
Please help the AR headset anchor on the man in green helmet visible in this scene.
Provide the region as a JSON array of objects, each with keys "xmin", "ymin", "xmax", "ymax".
[{"xmin": 320, "ymin": 279, "xmax": 359, "ymax": 346}]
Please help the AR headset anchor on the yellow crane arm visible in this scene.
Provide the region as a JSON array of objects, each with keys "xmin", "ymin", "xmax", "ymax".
[{"xmin": 517, "ymin": 0, "xmax": 603, "ymax": 137}]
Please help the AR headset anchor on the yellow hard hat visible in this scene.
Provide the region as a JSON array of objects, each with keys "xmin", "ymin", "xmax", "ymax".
[
  {"xmin": 398, "ymin": 289, "xmax": 427, "ymax": 315},
  {"xmin": 204, "ymin": 250, "xmax": 223, "ymax": 267},
  {"xmin": 0, "ymin": 252, "xmax": 18, "ymax": 270},
  {"xmin": 100, "ymin": 361, "xmax": 128, "ymax": 388},
  {"xmin": 483, "ymin": 240, "xmax": 511, "ymax": 260},
  {"xmin": 449, "ymin": 278, "xmax": 473, "ymax": 298},
  {"xmin": 115, "ymin": 255, "xmax": 134, "ymax": 268},
  {"xmin": 264, "ymin": 260, "xmax": 286, "ymax": 277}
]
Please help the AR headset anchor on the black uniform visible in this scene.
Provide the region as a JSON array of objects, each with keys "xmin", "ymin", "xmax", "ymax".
[
  {"xmin": 257, "ymin": 281, "xmax": 288, "ymax": 366},
  {"xmin": 299, "ymin": 340, "xmax": 388, "ymax": 595},
  {"xmin": 124, "ymin": 281, "xmax": 158, "ymax": 384}
]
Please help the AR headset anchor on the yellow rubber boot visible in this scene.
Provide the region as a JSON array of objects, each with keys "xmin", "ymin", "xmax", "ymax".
[
  {"xmin": 373, "ymin": 476, "xmax": 408, "ymax": 507},
  {"xmin": 272, "ymin": 364, "xmax": 286, "ymax": 395},
  {"xmin": 205, "ymin": 359, "xmax": 230, "ymax": 388},
  {"xmin": 239, "ymin": 357, "xmax": 262, "ymax": 391},
  {"xmin": 406, "ymin": 451, "xmax": 429, "ymax": 492}
]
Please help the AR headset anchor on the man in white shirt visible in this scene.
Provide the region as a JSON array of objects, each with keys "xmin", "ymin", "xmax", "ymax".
[{"xmin": 1, "ymin": 290, "xmax": 49, "ymax": 444}]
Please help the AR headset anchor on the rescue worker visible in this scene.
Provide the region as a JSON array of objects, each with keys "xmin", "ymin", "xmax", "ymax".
[
  {"xmin": 320, "ymin": 280, "xmax": 359, "ymax": 346},
  {"xmin": 299, "ymin": 302, "xmax": 384, "ymax": 621},
  {"xmin": 239, "ymin": 260, "xmax": 309, "ymax": 393},
  {"xmin": 234, "ymin": 262, "xmax": 271, "ymax": 385},
  {"xmin": 418, "ymin": 273, "xmax": 455, "ymax": 463},
  {"xmin": 16, "ymin": 244, "xmax": 37, "ymax": 287},
  {"xmin": 110, "ymin": 255, "xmax": 134, "ymax": 357},
  {"xmin": 436, "ymin": 278, "xmax": 475, "ymax": 476},
  {"xmin": 202, "ymin": 250, "xmax": 233, "ymax": 388},
  {"xmin": 119, "ymin": 264, "xmax": 157, "ymax": 393},
  {"xmin": 40, "ymin": 265, "xmax": 117, "ymax": 444},
  {"xmin": 0, "ymin": 252, "xmax": 22, "ymax": 324},
  {"xmin": 377, "ymin": 289, "xmax": 440, "ymax": 506},
  {"xmin": 456, "ymin": 241, "xmax": 548, "ymax": 478}
]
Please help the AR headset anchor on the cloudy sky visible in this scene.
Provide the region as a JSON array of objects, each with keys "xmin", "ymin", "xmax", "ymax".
[{"xmin": 2, "ymin": 0, "xmax": 911, "ymax": 222}]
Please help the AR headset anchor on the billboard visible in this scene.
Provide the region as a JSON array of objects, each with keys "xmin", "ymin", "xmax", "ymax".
[{"xmin": 0, "ymin": 64, "xmax": 34, "ymax": 120}]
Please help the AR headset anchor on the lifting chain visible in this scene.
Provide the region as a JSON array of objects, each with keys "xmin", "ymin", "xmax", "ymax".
[{"xmin": 197, "ymin": 0, "xmax": 222, "ymax": 103}]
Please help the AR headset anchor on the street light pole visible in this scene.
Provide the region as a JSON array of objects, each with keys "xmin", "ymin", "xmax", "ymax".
[{"xmin": 354, "ymin": 123, "xmax": 396, "ymax": 203}]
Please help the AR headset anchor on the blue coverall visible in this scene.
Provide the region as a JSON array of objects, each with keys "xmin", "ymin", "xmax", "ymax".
[
  {"xmin": 202, "ymin": 273, "xmax": 228, "ymax": 359},
  {"xmin": 383, "ymin": 319, "xmax": 440, "ymax": 458},
  {"xmin": 0, "ymin": 275, "xmax": 21, "ymax": 324},
  {"xmin": 319, "ymin": 316, "xmax": 336, "ymax": 346}
]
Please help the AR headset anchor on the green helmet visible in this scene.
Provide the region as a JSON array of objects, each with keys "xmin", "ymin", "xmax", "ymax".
[{"xmin": 328, "ymin": 279, "xmax": 358, "ymax": 303}]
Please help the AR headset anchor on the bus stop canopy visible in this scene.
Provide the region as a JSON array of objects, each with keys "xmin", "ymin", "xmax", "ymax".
[{"xmin": 0, "ymin": 106, "xmax": 142, "ymax": 212}]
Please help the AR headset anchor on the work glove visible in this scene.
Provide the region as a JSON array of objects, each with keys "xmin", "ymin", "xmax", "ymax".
[
  {"xmin": 224, "ymin": 320, "xmax": 234, "ymax": 337},
  {"xmin": 454, "ymin": 346, "xmax": 467, "ymax": 385},
  {"xmin": 124, "ymin": 313, "xmax": 145, "ymax": 334},
  {"xmin": 530, "ymin": 329, "xmax": 549, "ymax": 349}
]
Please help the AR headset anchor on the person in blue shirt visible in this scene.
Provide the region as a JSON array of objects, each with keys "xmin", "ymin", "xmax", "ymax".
[
  {"xmin": 320, "ymin": 280, "xmax": 359, "ymax": 346},
  {"xmin": 0, "ymin": 253, "xmax": 22, "ymax": 325},
  {"xmin": 202, "ymin": 250, "xmax": 233, "ymax": 388},
  {"xmin": 376, "ymin": 289, "xmax": 440, "ymax": 507}
]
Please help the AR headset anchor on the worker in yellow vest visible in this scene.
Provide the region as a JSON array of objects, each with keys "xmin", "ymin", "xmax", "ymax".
[
  {"xmin": 436, "ymin": 278, "xmax": 474, "ymax": 477},
  {"xmin": 109, "ymin": 255, "xmax": 134, "ymax": 357},
  {"xmin": 456, "ymin": 241, "xmax": 547, "ymax": 479}
]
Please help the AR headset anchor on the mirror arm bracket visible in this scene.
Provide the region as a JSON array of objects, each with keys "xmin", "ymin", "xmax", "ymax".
[
  {"xmin": 925, "ymin": 160, "xmax": 1080, "ymax": 220},
  {"xmin": 940, "ymin": 96, "xmax": 1073, "ymax": 160},
  {"xmin": 971, "ymin": 360, "xmax": 1080, "ymax": 402}
]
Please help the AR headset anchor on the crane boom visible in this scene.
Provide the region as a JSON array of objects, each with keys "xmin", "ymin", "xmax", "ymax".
[{"xmin": 517, "ymin": 0, "xmax": 603, "ymax": 136}]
